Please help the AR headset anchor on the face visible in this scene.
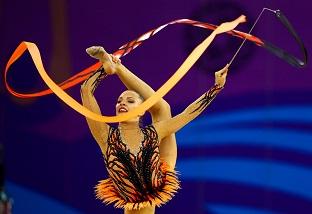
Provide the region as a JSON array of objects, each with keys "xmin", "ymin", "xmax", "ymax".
[{"xmin": 116, "ymin": 90, "xmax": 144, "ymax": 120}]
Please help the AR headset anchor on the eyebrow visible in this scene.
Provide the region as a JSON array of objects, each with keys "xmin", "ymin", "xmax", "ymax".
[{"xmin": 118, "ymin": 96, "xmax": 135, "ymax": 100}]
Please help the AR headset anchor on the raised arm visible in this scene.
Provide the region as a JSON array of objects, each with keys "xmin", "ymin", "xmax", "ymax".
[
  {"xmin": 113, "ymin": 55, "xmax": 178, "ymax": 168},
  {"xmin": 154, "ymin": 64, "xmax": 229, "ymax": 140},
  {"xmin": 114, "ymin": 61, "xmax": 172, "ymax": 121},
  {"xmin": 80, "ymin": 66, "xmax": 109, "ymax": 153},
  {"xmin": 86, "ymin": 46, "xmax": 177, "ymax": 168},
  {"xmin": 86, "ymin": 46, "xmax": 171, "ymax": 121}
]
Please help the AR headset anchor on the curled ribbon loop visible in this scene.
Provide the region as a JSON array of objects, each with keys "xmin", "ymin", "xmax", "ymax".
[
  {"xmin": 5, "ymin": 11, "xmax": 307, "ymax": 99},
  {"xmin": 5, "ymin": 16, "xmax": 246, "ymax": 123},
  {"xmin": 4, "ymin": 10, "xmax": 307, "ymax": 123}
]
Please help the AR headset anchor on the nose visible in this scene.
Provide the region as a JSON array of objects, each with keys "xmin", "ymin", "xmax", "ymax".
[
  {"xmin": 119, "ymin": 101, "xmax": 126, "ymax": 106},
  {"xmin": 116, "ymin": 101, "xmax": 126, "ymax": 108}
]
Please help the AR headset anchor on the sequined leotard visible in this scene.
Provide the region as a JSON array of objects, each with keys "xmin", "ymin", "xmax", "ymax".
[{"xmin": 95, "ymin": 125, "xmax": 180, "ymax": 210}]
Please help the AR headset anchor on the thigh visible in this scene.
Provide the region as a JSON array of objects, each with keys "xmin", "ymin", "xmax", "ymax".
[
  {"xmin": 152, "ymin": 109, "xmax": 177, "ymax": 169},
  {"xmin": 124, "ymin": 206, "xmax": 155, "ymax": 214},
  {"xmin": 159, "ymin": 134, "xmax": 177, "ymax": 169}
]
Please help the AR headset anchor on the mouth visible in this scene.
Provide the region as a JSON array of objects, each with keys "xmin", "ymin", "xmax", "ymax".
[{"xmin": 118, "ymin": 107, "xmax": 128, "ymax": 113}]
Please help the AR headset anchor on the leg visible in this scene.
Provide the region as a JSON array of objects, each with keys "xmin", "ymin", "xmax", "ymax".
[
  {"xmin": 124, "ymin": 206, "xmax": 155, "ymax": 214},
  {"xmin": 158, "ymin": 113, "xmax": 177, "ymax": 169}
]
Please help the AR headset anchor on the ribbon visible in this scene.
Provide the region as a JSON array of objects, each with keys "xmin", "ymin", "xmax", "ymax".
[
  {"xmin": 5, "ymin": 16, "xmax": 246, "ymax": 122},
  {"xmin": 4, "ymin": 18, "xmax": 261, "ymax": 98},
  {"xmin": 4, "ymin": 10, "xmax": 307, "ymax": 123}
]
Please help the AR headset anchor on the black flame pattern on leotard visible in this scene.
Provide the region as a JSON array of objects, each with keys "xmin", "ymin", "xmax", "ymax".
[{"xmin": 95, "ymin": 125, "xmax": 180, "ymax": 210}]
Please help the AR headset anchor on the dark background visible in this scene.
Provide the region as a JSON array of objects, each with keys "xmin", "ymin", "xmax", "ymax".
[{"xmin": 1, "ymin": 0, "xmax": 312, "ymax": 213}]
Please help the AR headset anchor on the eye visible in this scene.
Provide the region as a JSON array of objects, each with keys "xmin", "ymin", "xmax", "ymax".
[
  {"xmin": 117, "ymin": 100, "xmax": 121, "ymax": 104},
  {"xmin": 128, "ymin": 100, "xmax": 135, "ymax": 103}
]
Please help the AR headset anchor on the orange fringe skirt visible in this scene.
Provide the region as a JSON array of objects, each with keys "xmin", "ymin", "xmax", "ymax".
[{"xmin": 95, "ymin": 162, "xmax": 180, "ymax": 210}]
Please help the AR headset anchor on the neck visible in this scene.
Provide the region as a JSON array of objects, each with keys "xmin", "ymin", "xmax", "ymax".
[{"xmin": 118, "ymin": 121, "xmax": 140, "ymax": 130}]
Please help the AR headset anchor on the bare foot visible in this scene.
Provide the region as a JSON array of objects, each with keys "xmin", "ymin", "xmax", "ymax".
[{"xmin": 86, "ymin": 46, "xmax": 116, "ymax": 74}]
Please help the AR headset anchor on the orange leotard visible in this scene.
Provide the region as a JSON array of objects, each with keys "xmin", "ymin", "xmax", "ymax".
[{"xmin": 95, "ymin": 125, "xmax": 180, "ymax": 210}]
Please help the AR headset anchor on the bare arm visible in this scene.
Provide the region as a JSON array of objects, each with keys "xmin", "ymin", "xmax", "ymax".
[
  {"xmin": 154, "ymin": 64, "xmax": 229, "ymax": 140},
  {"xmin": 85, "ymin": 46, "xmax": 178, "ymax": 167},
  {"xmin": 114, "ymin": 62, "xmax": 171, "ymax": 122},
  {"xmin": 80, "ymin": 67, "xmax": 109, "ymax": 153},
  {"xmin": 86, "ymin": 46, "xmax": 171, "ymax": 122}
]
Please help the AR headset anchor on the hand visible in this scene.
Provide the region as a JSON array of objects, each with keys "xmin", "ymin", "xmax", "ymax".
[
  {"xmin": 110, "ymin": 54, "xmax": 121, "ymax": 64},
  {"xmin": 86, "ymin": 46, "xmax": 117, "ymax": 75},
  {"xmin": 215, "ymin": 64, "xmax": 229, "ymax": 88}
]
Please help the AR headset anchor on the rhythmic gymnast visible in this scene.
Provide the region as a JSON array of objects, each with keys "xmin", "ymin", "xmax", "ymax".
[
  {"xmin": 3, "ymin": 9, "xmax": 305, "ymax": 214},
  {"xmin": 81, "ymin": 46, "xmax": 228, "ymax": 214}
]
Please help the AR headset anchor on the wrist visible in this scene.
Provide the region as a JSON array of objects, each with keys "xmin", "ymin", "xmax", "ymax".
[
  {"xmin": 114, "ymin": 64, "xmax": 124, "ymax": 75},
  {"xmin": 214, "ymin": 83, "xmax": 224, "ymax": 90}
]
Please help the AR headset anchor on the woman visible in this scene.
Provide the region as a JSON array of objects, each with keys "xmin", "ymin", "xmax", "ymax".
[{"xmin": 81, "ymin": 46, "xmax": 228, "ymax": 214}]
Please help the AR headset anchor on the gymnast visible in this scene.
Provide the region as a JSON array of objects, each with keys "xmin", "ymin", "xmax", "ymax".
[{"xmin": 80, "ymin": 46, "xmax": 228, "ymax": 214}]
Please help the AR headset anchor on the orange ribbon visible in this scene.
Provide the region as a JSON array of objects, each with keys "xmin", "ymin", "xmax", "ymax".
[{"xmin": 4, "ymin": 15, "xmax": 246, "ymax": 123}]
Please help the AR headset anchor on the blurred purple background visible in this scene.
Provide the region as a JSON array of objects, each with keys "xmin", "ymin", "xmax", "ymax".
[{"xmin": 1, "ymin": 0, "xmax": 312, "ymax": 213}]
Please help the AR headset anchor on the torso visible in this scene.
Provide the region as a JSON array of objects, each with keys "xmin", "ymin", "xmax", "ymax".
[{"xmin": 104, "ymin": 125, "xmax": 164, "ymax": 202}]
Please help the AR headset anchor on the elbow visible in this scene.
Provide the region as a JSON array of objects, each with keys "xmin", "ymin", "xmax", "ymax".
[
  {"xmin": 80, "ymin": 84, "xmax": 91, "ymax": 94},
  {"xmin": 161, "ymin": 100, "xmax": 171, "ymax": 112},
  {"xmin": 80, "ymin": 85, "xmax": 93, "ymax": 100},
  {"xmin": 151, "ymin": 100, "xmax": 171, "ymax": 114}
]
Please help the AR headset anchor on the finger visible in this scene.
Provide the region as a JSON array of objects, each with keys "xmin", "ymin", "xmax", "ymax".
[
  {"xmin": 111, "ymin": 55, "xmax": 119, "ymax": 63},
  {"xmin": 216, "ymin": 70, "xmax": 224, "ymax": 76},
  {"xmin": 111, "ymin": 54, "xmax": 121, "ymax": 64},
  {"xmin": 221, "ymin": 67, "xmax": 229, "ymax": 75},
  {"xmin": 221, "ymin": 70, "xmax": 228, "ymax": 76},
  {"xmin": 110, "ymin": 54, "xmax": 116, "ymax": 62}
]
